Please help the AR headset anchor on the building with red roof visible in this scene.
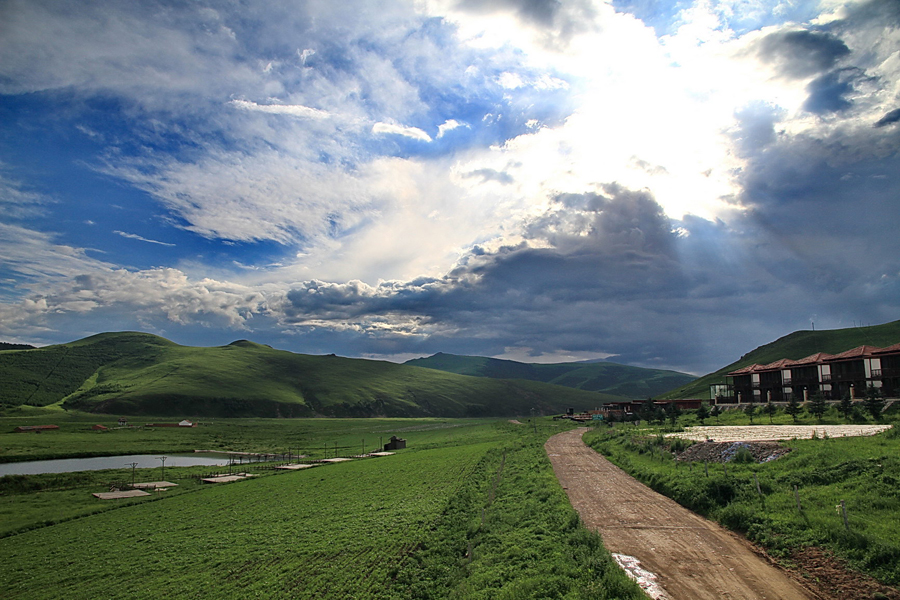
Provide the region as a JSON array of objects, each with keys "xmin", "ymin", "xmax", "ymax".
[{"xmin": 718, "ymin": 344, "xmax": 899, "ymax": 403}]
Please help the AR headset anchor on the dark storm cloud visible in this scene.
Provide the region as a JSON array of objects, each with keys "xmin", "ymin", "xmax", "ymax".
[
  {"xmin": 756, "ymin": 30, "xmax": 850, "ymax": 79},
  {"xmin": 733, "ymin": 95, "xmax": 900, "ymax": 315},
  {"xmin": 281, "ymin": 186, "xmax": 724, "ymax": 372},
  {"xmin": 520, "ymin": 186, "xmax": 676, "ymax": 265},
  {"xmin": 802, "ymin": 68, "xmax": 865, "ymax": 114},
  {"xmin": 875, "ymin": 108, "xmax": 900, "ymax": 128},
  {"xmin": 280, "ymin": 147, "xmax": 900, "ymax": 375}
]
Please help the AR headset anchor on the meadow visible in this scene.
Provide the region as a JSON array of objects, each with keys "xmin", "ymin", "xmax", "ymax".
[
  {"xmin": 584, "ymin": 405, "xmax": 900, "ymax": 585},
  {"xmin": 0, "ymin": 416, "xmax": 644, "ymax": 599}
]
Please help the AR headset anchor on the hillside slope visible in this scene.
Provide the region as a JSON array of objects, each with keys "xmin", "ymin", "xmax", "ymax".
[
  {"xmin": 659, "ymin": 319, "xmax": 900, "ymax": 399},
  {"xmin": 405, "ymin": 353, "xmax": 696, "ymax": 399},
  {"xmin": 0, "ymin": 332, "xmax": 623, "ymax": 418}
]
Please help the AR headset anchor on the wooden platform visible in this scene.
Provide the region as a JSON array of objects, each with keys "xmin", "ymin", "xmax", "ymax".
[{"xmin": 93, "ymin": 489, "xmax": 151, "ymax": 500}]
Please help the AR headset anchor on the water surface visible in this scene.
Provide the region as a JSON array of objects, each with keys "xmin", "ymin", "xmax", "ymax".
[{"xmin": 0, "ymin": 453, "xmax": 239, "ymax": 476}]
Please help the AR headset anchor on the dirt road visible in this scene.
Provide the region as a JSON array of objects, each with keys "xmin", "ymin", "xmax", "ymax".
[{"xmin": 546, "ymin": 429, "xmax": 819, "ymax": 600}]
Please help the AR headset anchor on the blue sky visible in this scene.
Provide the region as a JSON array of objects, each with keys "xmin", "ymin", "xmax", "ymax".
[{"xmin": 1, "ymin": 0, "xmax": 898, "ymax": 375}]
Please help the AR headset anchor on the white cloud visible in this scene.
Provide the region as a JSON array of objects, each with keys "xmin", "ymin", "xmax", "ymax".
[
  {"xmin": 0, "ymin": 223, "xmax": 111, "ymax": 282},
  {"xmin": 0, "ymin": 168, "xmax": 51, "ymax": 219},
  {"xmin": 372, "ymin": 121, "xmax": 433, "ymax": 142},
  {"xmin": 114, "ymin": 231, "xmax": 176, "ymax": 247},
  {"xmin": 436, "ymin": 119, "xmax": 467, "ymax": 138},
  {"xmin": 229, "ymin": 99, "xmax": 330, "ymax": 119}
]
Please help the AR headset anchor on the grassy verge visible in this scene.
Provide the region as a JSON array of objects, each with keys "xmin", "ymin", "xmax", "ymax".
[
  {"xmin": 394, "ymin": 435, "xmax": 644, "ymax": 599},
  {"xmin": 583, "ymin": 421, "xmax": 900, "ymax": 585}
]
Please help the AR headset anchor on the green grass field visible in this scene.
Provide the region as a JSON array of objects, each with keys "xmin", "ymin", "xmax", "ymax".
[
  {"xmin": 0, "ymin": 417, "xmax": 644, "ymax": 599},
  {"xmin": 584, "ymin": 411, "xmax": 900, "ymax": 585}
]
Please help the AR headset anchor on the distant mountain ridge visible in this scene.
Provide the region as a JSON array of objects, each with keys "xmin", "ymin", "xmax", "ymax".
[
  {"xmin": 0, "ymin": 342, "xmax": 36, "ymax": 351},
  {"xmin": 404, "ymin": 353, "xmax": 696, "ymax": 399},
  {"xmin": 0, "ymin": 332, "xmax": 625, "ymax": 418},
  {"xmin": 659, "ymin": 319, "xmax": 900, "ymax": 399}
]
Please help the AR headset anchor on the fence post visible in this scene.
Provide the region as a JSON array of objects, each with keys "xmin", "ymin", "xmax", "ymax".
[
  {"xmin": 754, "ymin": 473, "xmax": 761, "ymax": 496},
  {"xmin": 704, "ymin": 462, "xmax": 709, "ymax": 477},
  {"xmin": 840, "ymin": 500, "xmax": 850, "ymax": 532}
]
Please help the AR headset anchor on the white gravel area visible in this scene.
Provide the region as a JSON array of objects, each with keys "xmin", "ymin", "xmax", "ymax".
[{"xmin": 667, "ymin": 424, "xmax": 892, "ymax": 442}]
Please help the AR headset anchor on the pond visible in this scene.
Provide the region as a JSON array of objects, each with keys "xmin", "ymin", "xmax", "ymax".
[{"xmin": 0, "ymin": 452, "xmax": 247, "ymax": 476}]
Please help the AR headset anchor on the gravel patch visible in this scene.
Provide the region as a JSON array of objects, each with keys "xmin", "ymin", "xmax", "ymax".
[
  {"xmin": 676, "ymin": 441, "xmax": 790, "ymax": 463},
  {"xmin": 667, "ymin": 424, "xmax": 892, "ymax": 442}
]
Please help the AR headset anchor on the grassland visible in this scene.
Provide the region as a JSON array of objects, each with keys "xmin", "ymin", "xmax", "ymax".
[
  {"xmin": 0, "ymin": 417, "xmax": 644, "ymax": 599},
  {"xmin": 406, "ymin": 352, "xmax": 696, "ymax": 399},
  {"xmin": 0, "ymin": 332, "xmax": 622, "ymax": 418},
  {"xmin": 583, "ymin": 405, "xmax": 900, "ymax": 586},
  {"xmin": 660, "ymin": 319, "xmax": 900, "ymax": 399}
]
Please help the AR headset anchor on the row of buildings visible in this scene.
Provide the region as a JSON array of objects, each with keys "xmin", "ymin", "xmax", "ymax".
[
  {"xmin": 711, "ymin": 344, "xmax": 900, "ymax": 404},
  {"xmin": 560, "ymin": 400, "xmax": 706, "ymax": 422}
]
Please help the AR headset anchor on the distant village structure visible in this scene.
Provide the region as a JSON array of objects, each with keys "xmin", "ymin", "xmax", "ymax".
[
  {"xmin": 712, "ymin": 344, "xmax": 900, "ymax": 404},
  {"xmin": 383, "ymin": 436, "xmax": 406, "ymax": 451},
  {"xmin": 13, "ymin": 424, "xmax": 59, "ymax": 433},
  {"xmin": 560, "ymin": 399, "xmax": 705, "ymax": 422}
]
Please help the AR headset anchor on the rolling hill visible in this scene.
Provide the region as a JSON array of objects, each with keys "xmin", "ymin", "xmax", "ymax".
[
  {"xmin": 404, "ymin": 353, "xmax": 696, "ymax": 399},
  {"xmin": 659, "ymin": 319, "xmax": 900, "ymax": 399},
  {"xmin": 0, "ymin": 332, "xmax": 624, "ymax": 418}
]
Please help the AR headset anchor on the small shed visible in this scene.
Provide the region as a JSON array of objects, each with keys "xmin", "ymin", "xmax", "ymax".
[
  {"xmin": 118, "ymin": 417, "xmax": 128, "ymax": 427},
  {"xmin": 383, "ymin": 435, "xmax": 407, "ymax": 451}
]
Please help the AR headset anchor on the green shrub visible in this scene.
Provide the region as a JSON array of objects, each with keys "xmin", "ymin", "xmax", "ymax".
[
  {"xmin": 731, "ymin": 447, "xmax": 755, "ymax": 464},
  {"xmin": 718, "ymin": 502, "xmax": 758, "ymax": 533}
]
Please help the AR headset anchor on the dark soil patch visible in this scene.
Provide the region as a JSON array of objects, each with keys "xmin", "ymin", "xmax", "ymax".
[
  {"xmin": 676, "ymin": 441, "xmax": 791, "ymax": 463},
  {"xmin": 788, "ymin": 547, "xmax": 900, "ymax": 600}
]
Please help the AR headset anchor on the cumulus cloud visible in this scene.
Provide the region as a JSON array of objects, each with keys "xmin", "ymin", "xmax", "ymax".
[
  {"xmin": 372, "ymin": 122, "xmax": 433, "ymax": 142},
  {"xmin": 0, "ymin": 266, "xmax": 271, "ymax": 338}
]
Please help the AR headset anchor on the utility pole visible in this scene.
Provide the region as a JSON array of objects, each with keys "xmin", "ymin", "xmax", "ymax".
[
  {"xmin": 126, "ymin": 462, "xmax": 138, "ymax": 486},
  {"xmin": 158, "ymin": 456, "xmax": 167, "ymax": 482}
]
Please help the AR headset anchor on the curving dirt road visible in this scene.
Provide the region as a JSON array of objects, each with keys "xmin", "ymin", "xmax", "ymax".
[{"xmin": 546, "ymin": 428, "xmax": 820, "ymax": 600}]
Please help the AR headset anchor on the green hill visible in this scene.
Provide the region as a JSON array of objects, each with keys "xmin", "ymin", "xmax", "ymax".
[
  {"xmin": 659, "ymin": 319, "xmax": 900, "ymax": 399},
  {"xmin": 405, "ymin": 353, "xmax": 696, "ymax": 399},
  {"xmin": 0, "ymin": 332, "xmax": 623, "ymax": 418}
]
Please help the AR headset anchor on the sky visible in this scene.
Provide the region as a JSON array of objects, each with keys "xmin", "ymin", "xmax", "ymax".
[{"xmin": 1, "ymin": 0, "xmax": 898, "ymax": 375}]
